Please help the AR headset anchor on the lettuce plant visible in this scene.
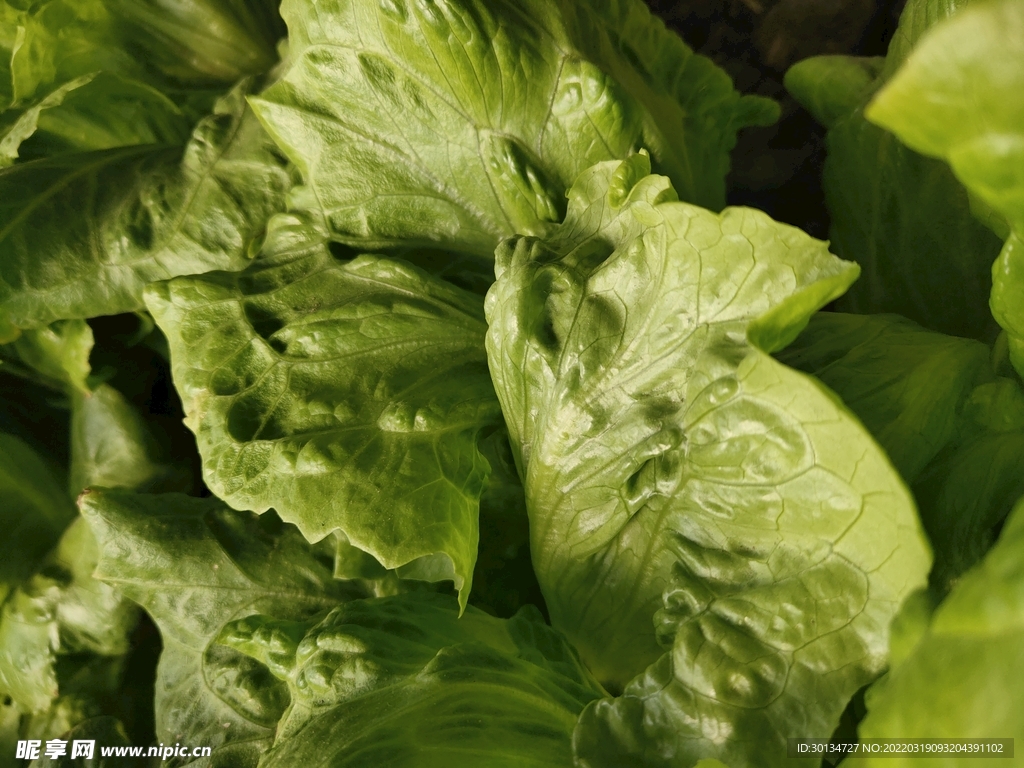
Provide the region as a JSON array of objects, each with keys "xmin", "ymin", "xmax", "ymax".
[{"xmin": 0, "ymin": 0, "xmax": 1021, "ymax": 766}]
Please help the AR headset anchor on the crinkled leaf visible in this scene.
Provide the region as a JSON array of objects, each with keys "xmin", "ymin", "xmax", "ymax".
[
  {"xmin": 867, "ymin": 0, "xmax": 1024, "ymax": 372},
  {"xmin": 146, "ymin": 247, "xmax": 503, "ymax": 609},
  {"xmin": 0, "ymin": 81, "xmax": 292, "ymax": 330},
  {"xmin": 42, "ymin": 518, "xmax": 138, "ymax": 660},
  {"xmin": 485, "ymin": 154, "xmax": 930, "ymax": 767},
  {"xmin": 251, "ymin": 0, "xmax": 775, "ymax": 257},
  {"xmin": 218, "ymin": 594, "xmax": 604, "ymax": 767},
  {"xmin": 785, "ymin": 0, "xmax": 1003, "ymax": 341},
  {"xmin": 0, "ymin": 515, "xmax": 136, "ymax": 715},
  {"xmin": 0, "ymin": 582, "xmax": 59, "ymax": 714},
  {"xmin": 80, "ymin": 490, "xmax": 361, "ymax": 767},
  {"xmin": 0, "ymin": 0, "xmax": 138, "ymax": 110},
  {"xmin": 858, "ymin": 497, "xmax": 1024, "ymax": 765}
]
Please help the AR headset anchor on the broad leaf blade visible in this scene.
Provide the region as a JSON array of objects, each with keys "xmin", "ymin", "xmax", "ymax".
[
  {"xmin": 820, "ymin": 109, "xmax": 1001, "ymax": 340},
  {"xmin": 0, "ymin": 72, "xmax": 193, "ymax": 167},
  {"xmin": 786, "ymin": 0, "xmax": 1004, "ymax": 342},
  {"xmin": 778, "ymin": 313, "xmax": 990, "ymax": 483},
  {"xmin": 0, "ymin": 81, "xmax": 292, "ymax": 329},
  {"xmin": 251, "ymin": 0, "xmax": 774, "ymax": 257},
  {"xmin": 867, "ymin": 0, "xmax": 1024, "ymax": 372},
  {"xmin": 780, "ymin": 314, "xmax": 1024, "ymax": 592},
  {"xmin": 914, "ymin": 380, "xmax": 1024, "ymax": 591},
  {"xmin": 485, "ymin": 154, "xmax": 930, "ymax": 767},
  {"xmin": 80, "ymin": 490, "xmax": 359, "ymax": 767},
  {"xmin": 146, "ymin": 248, "xmax": 502, "ymax": 609},
  {"xmin": 218, "ymin": 594, "xmax": 604, "ymax": 767},
  {"xmin": 858, "ymin": 498, "xmax": 1024, "ymax": 765}
]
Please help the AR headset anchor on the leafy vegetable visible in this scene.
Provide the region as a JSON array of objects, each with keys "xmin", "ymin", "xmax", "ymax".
[
  {"xmin": 2, "ymin": 0, "xmax": 1021, "ymax": 764},
  {"xmin": 146, "ymin": 246, "xmax": 502, "ymax": 609},
  {"xmin": 80, "ymin": 489, "xmax": 361, "ymax": 766},
  {"xmin": 0, "ymin": 80, "xmax": 292, "ymax": 330},
  {"xmin": 784, "ymin": 0, "xmax": 1004, "ymax": 341},
  {"xmin": 857, "ymin": 496, "xmax": 1024, "ymax": 764},
  {"xmin": 221, "ymin": 594, "xmax": 604, "ymax": 767},
  {"xmin": 866, "ymin": 0, "xmax": 1024, "ymax": 375},
  {"xmin": 251, "ymin": 0, "xmax": 776, "ymax": 257},
  {"xmin": 780, "ymin": 313, "xmax": 1024, "ymax": 591},
  {"xmin": 486, "ymin": 153, "xmax": 929, "ymax": 766}
]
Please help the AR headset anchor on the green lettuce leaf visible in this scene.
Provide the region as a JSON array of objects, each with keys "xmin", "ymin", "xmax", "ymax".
[
  {"xmin": 102, "ymin": 0, "xmax": 284, "ymax": 86},
  {"xmin": 777, "ymin": 313, "xmax": 991, "ymax": 483},
  {"xmin": 3, "ymin": 320, "xmax": 94, "ymax": 394},
  {"xmin": 250, "ymin": 0, "xmax": 776, "ymax": 257},
  {"xmin": 780, "ymin": 314, "xmax": 1024, "ymax": 592},
  {"xmin": 0, "ymin": 434, "xmax": 75, "ymax": 607},
  {"xmin": 0, "ymin": 80, "xmax": 292, "ymax": 330},
  {"xmin": 857, "ymin": 497, "xmax": 1024, "ymax": 764},
  {"xmin": 0, "ymin": 0, "xmax": 282, "ymax": 112},
  {"xmin": 784, "ymin": 0, "xmax": 1003, "ymax": 341},
  {"xmin": 146, "ymin": 246, "xmax": 503, "ymax": 609},
  {"xmin": 80, "ymin": 490, "xmax": 362, "ymax": 767},
  {"xmin": 867, "ymin": 0, "xmax": 1024, "ymax": 375},
  {"xmin": 70, "ymin": 383, "xmax": 191, "ymax": 495},
  {"xmin": 485, "ymin": 154, "xmax": 930, "ymax": 766},
  {"xmin": 782, "ymin": 55, "xmax": 882, "ymax": 130},
  {"xmin": 1, "ymin": 73, "xmax": 194, "ymax": 166},
  {"xmin": 0, "ymin": 514, "xmax": 136, "ymax": 716},
  {"xmin": 914, "ymin": 380, "xmax": 1024, "ymax": 591},
  {"xmin": 0, "ymin": 0, "xmax": 137, "ymax": 110},
  {"xmin": 3, "ymin": 664, "xmax": 138, "ymax": 768},
  {"xmin": 218, "ymin": 593, "xmax": 604, "ymax": 767},
  {"xmin": 0, "ymin": 372, "xmax": 175, "ymax": 725}
]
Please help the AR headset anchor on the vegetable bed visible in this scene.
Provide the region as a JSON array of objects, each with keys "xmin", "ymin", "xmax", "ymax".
[{"xmin": 1, "ymin": 0, "xmax": 1022, "ymax": 766}]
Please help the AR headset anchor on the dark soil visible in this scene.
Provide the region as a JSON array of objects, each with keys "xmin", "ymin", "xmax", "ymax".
[{"xmin": 648, "ymin": 0, "xmax": 908, "ymax": 238}]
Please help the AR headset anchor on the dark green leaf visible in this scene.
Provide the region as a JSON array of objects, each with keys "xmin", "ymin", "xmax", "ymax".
[
  {"xmin": 219, "ymin": 594, "xmax": 604, "ymax": 767},
  {"xmin": 80, "ymin": 490, "xmax": 362, "ymax": 766},
  {"xmin": 0, "ymin": 81, "xmax": 292, "ymax": 329}
]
